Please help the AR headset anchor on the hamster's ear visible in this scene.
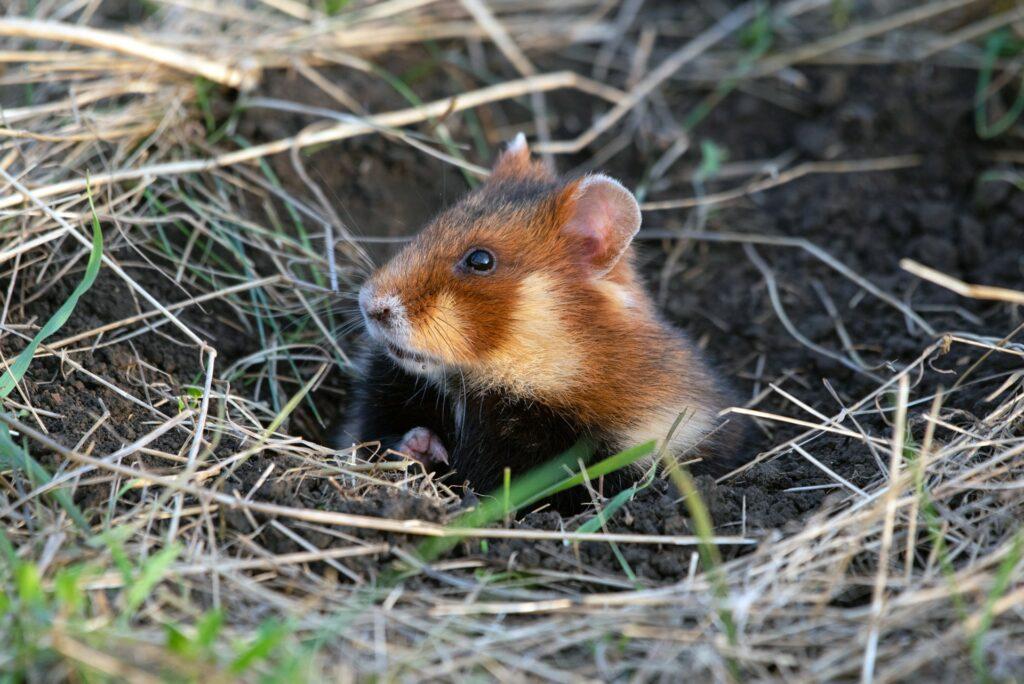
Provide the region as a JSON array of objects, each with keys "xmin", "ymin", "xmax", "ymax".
[
  {"xmin": 490, "ymin": 133, "xmax": 550, "ymax": 180},
  {"xmin": 557, "ymin": 174, "xmax": 641, "ymax": 276}
]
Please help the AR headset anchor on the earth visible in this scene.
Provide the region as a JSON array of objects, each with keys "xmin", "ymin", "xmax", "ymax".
[{"xmin": 12, "ymin": 33, "xmax": 1024, "ymax": 584}]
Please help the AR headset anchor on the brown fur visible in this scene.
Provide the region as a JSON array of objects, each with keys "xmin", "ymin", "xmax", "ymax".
[{"xmin": 362, "ymin": 145, "xmax": 744, "ymax": 463}]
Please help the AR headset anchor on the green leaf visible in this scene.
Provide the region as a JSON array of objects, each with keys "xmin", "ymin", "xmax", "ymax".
[
  {"xmin": 0, "ymin": 423, "xmax": 89, "ymax": 530},
  {"xmin": 196, "ymin": 609, "xmax": 224, "ymax": 650},
  {"xmin": 576, "ymin": 486, "xmax": 637, "ymax": 534},
  {"xmin": 15, "ymin": 563, "xmax": 44, "ymax": 607},
  {"xmin": 231, "ymin": 619, "xmax": 289, "ymax": 673},
  {"xmin": 696, "ymin": 140, "xmax": 727, "ymax": 182},
  {"xmin": 54, "ymin": 565, "xmax": 87, "ymax": 615},
  {"xmin": 165, "ymin": 623, "xmax": 192, "ymax": 656},
  {"xmin": 0, "ymin": 200, "xmax": 103, "ymax": 398},
  {"xmin": 123, "ymin": 542, "xmax": 181, "ymax": 617}
]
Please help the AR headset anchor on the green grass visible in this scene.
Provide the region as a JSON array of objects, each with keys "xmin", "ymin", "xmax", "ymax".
[
  {"xmin": 0, "ymin": 191, "xmax": 103, "ymax": 399},
  {"xmin": 0, "ymin": 424, "xmax": 88, "ymax": 531},
  {"xmin": 695, "ymin": 139, "xmax": 728, "ymax": 183},
  {"xmin": 141, "ymin": 159, "xmax": 336, "ymax": 422},
  {"xmin": 5, "ymin": 3, "xmax": 1024, "ymax": 679},
  {"xmin": 902, "ymin": 399, "xmax": 1002, "ymax": 681},
  {"xmin": 971, "ymin": 530, "xmax": 1024, "ymax": 683},
  {"xmin": 0, "ymin": 536, "xmax": 305, "ymax": 680},
  {"xmin": 0, "ymin": 193, "xmax": 291, "ymax": 680},
  {"xmin": 413, "ymin": 439, "xmax": 655, "ymax": 564},
  {"xmin": 0, "ymin": 189, "xmax": 103, "ymax": 532},
  {"xmin": 0, "ymin": 224, "xmax": 309, "ymax": 675},
  {"xmin": 366, "ymin": 61, "xmax": 480, "ymax": 188},
  {"xmin": 661, "ymin": 456, "xmax": 740, "ymax": 678},
  {"xmin": 682, "ymin": 2, "xmax": 773, "ymax": 133},
  {"xmin": 656, "ymin": 413, "xmax": 739, "ymax": 678},
  {"xmin": 322, "ymin": 0, "xmax": 351, "ymax": 16},
  {"xmin": 975, "ymin": 29, "xmax": 1024, "ymax": 140}
]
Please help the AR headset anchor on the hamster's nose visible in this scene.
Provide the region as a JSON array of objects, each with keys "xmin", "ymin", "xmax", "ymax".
[
  {"xmin": 366, "ymin": 302, "xmax": 393, "ymax": 326},
  {"xmin": 359, "ymin": 285, "xmax": 396, "ymax": 329}
]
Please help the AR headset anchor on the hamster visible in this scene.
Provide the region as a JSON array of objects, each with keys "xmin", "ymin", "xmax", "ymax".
[{"xmin": 339, "ymin": 134, "xmax": 749, "ymax": 511}]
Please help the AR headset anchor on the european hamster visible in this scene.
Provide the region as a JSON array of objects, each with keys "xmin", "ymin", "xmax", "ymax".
[{"xmin": 340, "ymin": 135, "xmax": 749, "ymax": 510}]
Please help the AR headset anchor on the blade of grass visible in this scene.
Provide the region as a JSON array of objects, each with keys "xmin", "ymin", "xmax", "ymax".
[
  {"xmin": 121, "ymin": 542, "xmax": 182, "ymax": 621},
  {"xmin": 0, "ymin": 423, "xmax": 88, "ymax": 530},
  {"xmin": 0, "ymin": 189, "xmax": 103, "ymax": 398},
  {"xmin": 230, "ymin": 619, "xmax": 291, "ymax": 674},
  {"xmin": 975, "ymin": 29, "xmax": 1024, "ymax": 140},
  {"xmin": 661, "ymin": 448, "xmax": 740, "ymax": 680},
  {"xmin": 521, "ymin": 440, "xmax": 656, "ymax": 511},
  {"xmin": 0, "ymin": 187, "xmax": 101, "ymax": 532},
  {"xmin": 970, "ymin": 530, "xmax": 1024, "ymax": 682},
  {"xmin": 211, "ymin": 363, "xmax": 329, "ymax": 489},
  {"xmin": 415, "ymin": 440, "xmax": 655, "ymax": 563},
  {"xmin": 576, "ymin": 482, "xmax": 643, "ymax": 535}
]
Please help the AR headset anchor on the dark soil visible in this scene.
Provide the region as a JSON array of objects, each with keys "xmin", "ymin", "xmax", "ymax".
[{"xmin": 12, "ymin": 42, "xmax": 1023, "ymax": 584}]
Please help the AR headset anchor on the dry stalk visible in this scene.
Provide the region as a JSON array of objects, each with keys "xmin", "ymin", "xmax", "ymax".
[{"xmin": 0, "ymin": 17, "xmax": 260, "ymax": 90}]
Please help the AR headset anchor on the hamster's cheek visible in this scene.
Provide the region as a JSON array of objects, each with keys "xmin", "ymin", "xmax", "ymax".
[{"xmin": 408, "ymin": 291, "xmax": 475, "ymax": 364}]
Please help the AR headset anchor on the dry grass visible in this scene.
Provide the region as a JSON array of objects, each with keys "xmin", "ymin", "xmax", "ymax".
[{"xmin": 1, "ymin": 0, "xmax": 1022, "ymax": 681}]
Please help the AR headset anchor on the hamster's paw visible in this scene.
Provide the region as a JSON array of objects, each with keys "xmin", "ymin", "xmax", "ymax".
[{"xmin": 396, "ymin": 427, "xmax": 449, "ymax": 466}]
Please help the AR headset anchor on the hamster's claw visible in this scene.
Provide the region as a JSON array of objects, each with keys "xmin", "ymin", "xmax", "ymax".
[{"xmin": 396, "ymin": 427, "xmax": 449, "ymax": 467}]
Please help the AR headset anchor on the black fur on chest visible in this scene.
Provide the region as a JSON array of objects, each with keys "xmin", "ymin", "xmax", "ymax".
[{"xmin": 342, "ymin": 349, "xmax": 629, "ymax": 513}]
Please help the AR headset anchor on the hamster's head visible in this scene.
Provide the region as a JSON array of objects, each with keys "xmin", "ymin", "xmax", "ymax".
[{"xmin": 358, "ymin": 135, "xmax": 643, "ymax": 399}]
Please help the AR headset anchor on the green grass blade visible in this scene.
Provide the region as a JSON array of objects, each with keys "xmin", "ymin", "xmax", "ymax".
[
  {"xmin": 970, "ymin": 530, "xmax": 1024, "ymax": 682},
  {"xmin": 661, "ymin": 451, "xmax": 740, "ymax": 679},
  {"xmin": 0, "ymin": 423, "xmax": 89, "ymax": 530},
  {"xmin": 521, "ymin": 441, "xmax": 656, "ymax": 511},
  {"xmin": 0, "ymin": 529, "xmax": 17, "ymax": 566},
  {"xmin": 0, "ymin": 200, "xmax": 103, "ymax": 398},
  {"xmin": 976, "ymin": 30, "xmax": 1024, "ymax": 140},
  {"xmin": 122, "ymin": 542, "xmax": 182, "ymax": 618},
  {"xmin": 576, "ymin": 485, "xmax": 638, "ymax": 534},
  {"xmin": 230, "ymin": 619, "xmax": 290, "ymax": 674},
  {"xmin": 415, "ymin": 440, "xmax": 654, "ymax": 563}
]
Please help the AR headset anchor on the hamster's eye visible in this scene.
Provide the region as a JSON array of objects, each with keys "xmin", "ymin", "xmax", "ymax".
[{"xmin": 461, "ymin": 248, "xmax": 496, "ymax": 274}]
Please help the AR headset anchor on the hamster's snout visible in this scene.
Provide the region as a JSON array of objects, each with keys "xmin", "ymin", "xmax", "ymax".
[
  {"xmin": 358, "ymin": 283, "xmax": 443, "ymax": 376},
  {"xmin": 358, "ymin": 284, "xmax": 406, "ymax": 339},
  {"xmin": 364, "ymin": 301, "xmax": 393, "ymax": 326},
  {"xmin": 358, "ymin": 284, "xmax": 386, "ymax": 328}
]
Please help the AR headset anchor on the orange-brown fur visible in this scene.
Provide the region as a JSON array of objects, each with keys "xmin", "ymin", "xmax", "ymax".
[{"xmin": 359, "ymin": 144, "xmax": 744, "ymax": 464}]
